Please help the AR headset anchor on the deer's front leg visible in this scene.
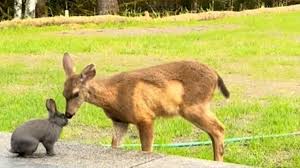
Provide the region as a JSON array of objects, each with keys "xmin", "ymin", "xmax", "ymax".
[
  {"xmin": 137, "ymin": 120, "xmax": 154, "ymax": 152},
  {"xmin": 111, "ymin": 121, "xmax": 129, "ymax": 148}
]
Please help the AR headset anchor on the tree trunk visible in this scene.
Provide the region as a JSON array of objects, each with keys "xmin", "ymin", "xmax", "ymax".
[
  {"xmin": 230, "ymin": 0, "xmax": 234, "ymax": 10},
  {"xmin": 25, "ymin": 0, "xmax": 37, "ymax": 18},
  {"xmin": 35, "ymin": 0, "xmax": 47, "ymax": 18},
  {"xmin": 191, "ymin": 0, "xmax": 199, "ymax": 12},
  {"xmin": 14, "ymin": 0, "xmax": 22, "ymax": 18},
  {"xmin": 210, "ymin": 0, "xmax": 214, "ymax": 11},
  {"xmin": 97, "ymin": 0, "xmax": 119, "ymax": 15}
]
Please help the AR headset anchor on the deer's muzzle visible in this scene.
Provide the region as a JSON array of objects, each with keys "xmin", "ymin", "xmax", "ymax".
[{"xmin": 65, "ymin": 112, "xmax": 74, "ymax": 119}]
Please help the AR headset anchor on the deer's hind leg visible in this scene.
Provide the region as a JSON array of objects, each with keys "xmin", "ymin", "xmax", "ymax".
[
  {"xmin": 181, "ymin": 103, "xmax": 225, "ymax": 161},
  {"xmin": 111, "ymin": 121, "xmax": 129, "ymax": 148}
]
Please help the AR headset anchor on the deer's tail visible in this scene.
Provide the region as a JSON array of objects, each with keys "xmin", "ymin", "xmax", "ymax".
[{"xmin": 217, "ymin": 74, "xmax": 230, "ymax": 99}]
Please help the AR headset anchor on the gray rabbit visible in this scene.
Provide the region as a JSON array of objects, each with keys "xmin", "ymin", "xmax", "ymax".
[{"xmin": 10, "ymin": 98, "xmax": 68, "ymax": 157}]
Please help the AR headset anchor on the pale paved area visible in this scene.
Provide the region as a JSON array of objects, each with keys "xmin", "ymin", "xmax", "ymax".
[{"xmin": 0, "ymin": 133, "xmax": 250, "ymax": 168}]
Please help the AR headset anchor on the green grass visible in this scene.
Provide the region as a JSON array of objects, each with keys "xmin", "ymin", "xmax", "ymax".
[
  {"xmin": 0, "ymin": 11, "xmax": 300, "ymax": 167},
  {"xmin": 1, "ymin": 12, "xmax": 300, "ymax": 80}
]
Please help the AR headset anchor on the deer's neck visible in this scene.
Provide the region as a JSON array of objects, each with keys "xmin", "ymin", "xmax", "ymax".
[{"xmin": 85, "ymin": 79, "xmax": 115, "ymax": 109}]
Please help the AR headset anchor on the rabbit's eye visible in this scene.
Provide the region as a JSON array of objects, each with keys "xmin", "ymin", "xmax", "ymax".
[{"xmin": 56, "ymin": 113, "xmax": 65, "ymax": 118}]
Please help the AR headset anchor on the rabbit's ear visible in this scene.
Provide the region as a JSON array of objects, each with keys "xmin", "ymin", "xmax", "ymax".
[{"xmin": 46, "ymin": 99, "xmax": 57, "ymax": 116}]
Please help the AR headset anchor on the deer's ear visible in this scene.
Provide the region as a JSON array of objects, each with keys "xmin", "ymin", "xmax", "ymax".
[
  {"xmin": 63, "ymin": 52, "xmax": 75, "ymax": 77},
  {"xmin": 46, "ymin": 99, "xmax": 57, "ymax": 117},
  {"xmin": 80, "ymin": 64, "xmax": 96, "ymax": 83}
]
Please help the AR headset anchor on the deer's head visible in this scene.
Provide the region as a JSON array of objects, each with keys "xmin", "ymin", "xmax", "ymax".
[{"xmin": 62, "ymin": 53, "xmax": 96, "ymax": 119}]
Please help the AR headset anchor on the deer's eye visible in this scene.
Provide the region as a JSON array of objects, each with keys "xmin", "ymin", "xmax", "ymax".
[
  {"xmin": 72, "ymin": 92, "xmax": 79, "ymax": 99},
  {"xmin": 66, "ymin": 91, "xmax": 80, "ymax": 101}
]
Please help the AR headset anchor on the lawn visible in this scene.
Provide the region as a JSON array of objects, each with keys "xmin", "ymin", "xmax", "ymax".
[{"xmin": 0, "ymin": 9, "xmax": 299, "ymax": 167}]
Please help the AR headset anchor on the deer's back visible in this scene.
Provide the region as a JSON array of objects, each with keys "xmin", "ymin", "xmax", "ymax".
[{"xmin": 104, "ymin": 61, "xmax": 218, "ymax": 122}]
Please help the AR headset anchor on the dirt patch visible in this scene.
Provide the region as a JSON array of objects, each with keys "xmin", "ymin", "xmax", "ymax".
[
  {"xmin": 270, "ymin": 150, "xmax": 293, "ymax": 168},
  {"xmin": 230, "ymin": 113, "xmax": 259, "ymax": 135},
  {"xmin": 55, "ymin": 25, "xmax": 237, "ymax": 37},
  {"xmin": 63, "ymin": 125, "xmax": 112, "ymax": 144},
  {"xmin": 63, "ymin": 53, "xmax": 168, "ymax": 77},
  {"xmin": 1, "ymin": 84, "xmax": 57, "ymax": 95},
  {"xmin": 225, "ymin": 74, "xmax": 300, "ymax": 97},
  {"xmin": 295, "ymin": 36, "xmax": 300, "ymax": 43},
  {"xmin": 0, "ymin": 54, "xmax": 61, "ymax": 70},
  {"xmin": 62, "ymin": 124, "xmax": 141, "ymax": 144}
]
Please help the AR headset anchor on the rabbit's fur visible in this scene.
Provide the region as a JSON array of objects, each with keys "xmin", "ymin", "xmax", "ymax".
[{"xmin": 10, "ymin": 99, "xmax": 68, "ymax": 157}]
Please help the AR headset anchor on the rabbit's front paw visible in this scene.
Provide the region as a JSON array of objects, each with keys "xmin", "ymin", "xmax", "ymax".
[{"xmin": 47, "ymin": 152, "xmax": 56, "ymax": 156}]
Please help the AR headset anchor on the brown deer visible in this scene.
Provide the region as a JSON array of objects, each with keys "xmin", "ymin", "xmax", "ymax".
[{"xmin": 62, "ymin": 53, "xmax": 230, "ymax": 161}]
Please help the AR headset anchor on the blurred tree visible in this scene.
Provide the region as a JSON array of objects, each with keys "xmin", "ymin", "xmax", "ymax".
[
  {"xmin": 14, "ymin": 0, "xmax": 22, "ymax": 18},
  {"xmin": 24, "ymin": 0, "xmax": 37, "ymax": 18},
  {"xmin": 0, "ymin": 0, "xmax": 14, "ymax": 20},
  {"xmin": 36, "ymin": 0, "xmax": 48, "ymax": 17},
  {"xmin": 97, "ymin": 0, "xmax": 119, "ymax": 14}
]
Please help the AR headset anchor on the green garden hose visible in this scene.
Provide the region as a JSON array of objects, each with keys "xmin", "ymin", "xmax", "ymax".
[{"xmin": 110, "ymin": 132, "xmax": 300, "ymax": 148}]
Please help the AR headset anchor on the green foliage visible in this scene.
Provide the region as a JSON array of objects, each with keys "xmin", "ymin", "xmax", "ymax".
[{"xmin": 0, "ymin": 0, "xmax": 14, "ymax": 20}]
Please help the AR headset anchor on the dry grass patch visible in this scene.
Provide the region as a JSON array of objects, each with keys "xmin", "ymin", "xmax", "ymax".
[
  {"xmin": 0, "ymin": 54, "xmax": 54, "ymax": 69},
  {"xmin": 226, "ymin": 74, "xmax": 300, "ymax": 98},
  {"xmin": 163, "ymin": 4, "xmax": 300, "ymax": 21},
  {"xmin": 1, "ymin": 5, "xmax": 300, "ymax": 28}
]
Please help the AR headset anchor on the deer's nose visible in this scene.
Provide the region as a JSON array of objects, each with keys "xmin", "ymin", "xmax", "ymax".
[{"xmin": 65, "ymin": 113, "xmax": 73, "ymax": 119}]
